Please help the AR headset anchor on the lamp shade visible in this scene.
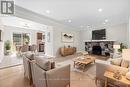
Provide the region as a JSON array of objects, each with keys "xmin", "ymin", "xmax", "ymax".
[
  {"xmin": 122, "ymin": 49, "xmax": 130, "ymax": 61},
  {"xmin": 113, "ymin": 45, "xmax": 120, "ymax": 49}
]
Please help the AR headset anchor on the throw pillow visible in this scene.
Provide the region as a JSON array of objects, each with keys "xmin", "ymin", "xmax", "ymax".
[
  {"xmin": 35, "ymin": 56, "xmax": 51, "ymax": 71},
  {"xmin": 110, "ymin": 59, "xmax": 122, "ymax": 66},
  {"xmin": 25, "ymin": 52, "xmax": 35, "ymax": 60}
]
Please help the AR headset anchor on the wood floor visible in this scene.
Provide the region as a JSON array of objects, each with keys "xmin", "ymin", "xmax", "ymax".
[
  {"xmin": 0, "ymin": 65, "xmax": 96, "ymax": 87},
  {"xmin": 0, "ymin": 54, "xmax": 100, "ymax": 87},
  {"xmin": 0, "ymin": 65, "xmax": 32, "ymax": 87}
]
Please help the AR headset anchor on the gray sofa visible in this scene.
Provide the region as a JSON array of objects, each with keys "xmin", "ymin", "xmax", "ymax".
[{"xmin": 96, "ymin": 59, "xmax": 129, "ymax": 87}]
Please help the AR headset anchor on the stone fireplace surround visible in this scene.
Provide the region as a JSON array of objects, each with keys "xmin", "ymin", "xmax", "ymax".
[{"xmin": 85, "ymin": 40, "xmax": 115, "ymax": 56}]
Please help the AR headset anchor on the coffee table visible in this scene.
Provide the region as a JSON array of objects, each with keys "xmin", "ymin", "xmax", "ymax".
[{"xmin": 73, "ymin": 55, "xmax": 95, "ymax": 72}]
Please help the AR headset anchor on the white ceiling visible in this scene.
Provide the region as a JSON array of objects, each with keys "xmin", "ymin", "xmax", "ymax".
[{"xmin": 15, "ymin": 0, "xmax": 130, "ymax": 29}]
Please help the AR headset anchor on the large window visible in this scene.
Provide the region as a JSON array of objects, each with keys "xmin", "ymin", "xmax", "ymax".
[{"xmin": 13, "ymin": 33, "xmax": 30, "ymax": 46}]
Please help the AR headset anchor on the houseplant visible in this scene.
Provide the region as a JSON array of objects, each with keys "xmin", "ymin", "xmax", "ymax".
[
  {"xmin": 5, "ymin": 40, "xmax": 11, "ymax": 55},
  {"xmin": 118, "ymin": 43, "xmax": 127, "ymax": 53},
  {"xmin": 23, "ymin": 34, "xmax": 30, "ymax": 45}
]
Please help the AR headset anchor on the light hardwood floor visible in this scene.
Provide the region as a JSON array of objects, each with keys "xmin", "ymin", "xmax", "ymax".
[
  {"xmin": 0, "ymin": 65, "xmax": 32, "ymax": 87},
  {"xmin": 0, "ymin": 54, "xmax": 100, "ymax": 87},
  {"xmin": 0, "ymin": 65, "xmax": 96, "ymax": 87}
]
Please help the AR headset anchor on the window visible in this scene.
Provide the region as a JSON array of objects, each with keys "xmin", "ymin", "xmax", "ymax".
[{"xmin": 13, "ymin": 33, "xmax": 30, "ymax": 46}]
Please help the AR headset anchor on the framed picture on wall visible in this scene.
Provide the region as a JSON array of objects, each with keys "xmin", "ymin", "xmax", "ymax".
[{"xmin": 61, "ymin": 32, "xmax": 74, "ymax": 43}]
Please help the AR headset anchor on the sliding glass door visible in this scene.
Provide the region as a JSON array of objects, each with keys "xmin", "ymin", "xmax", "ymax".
[{"xmin": 13, "ymin": 33, "xmax": 30, "ymax": 46}]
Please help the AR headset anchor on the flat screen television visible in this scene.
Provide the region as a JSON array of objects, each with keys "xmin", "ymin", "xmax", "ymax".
[{"xmin": 92, "ymin": 29, "xmax": 106, "ymax": 40}]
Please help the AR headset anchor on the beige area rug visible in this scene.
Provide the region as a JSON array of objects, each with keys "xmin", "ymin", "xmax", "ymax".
[
  {"xmin": 55, "ymin": 55, "xmax": 98, "ymax": 87},
  {"xmin": 54, "ymin": 54, "xmax": 110, "ymax": 87}
]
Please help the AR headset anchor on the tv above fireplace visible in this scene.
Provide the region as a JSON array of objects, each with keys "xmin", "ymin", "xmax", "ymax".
[{"xmin": 92, "ymin": 29, "xmax": 106, "ymax": 40}]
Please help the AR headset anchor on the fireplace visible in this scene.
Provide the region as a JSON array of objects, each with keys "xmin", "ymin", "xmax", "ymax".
[
  {"xmin": 92, "ymin": 46, "xmax": 102, "ymax": 55},
  {"xmin": 85, "ymin": 40, "xmax": 115, "ymax": 56}
]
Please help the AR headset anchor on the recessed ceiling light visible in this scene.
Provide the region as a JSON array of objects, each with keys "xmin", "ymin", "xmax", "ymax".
[
  {"xmin": 68, "ymin": 20, "xmax": 72, "ymax": 23},
  {"xmin": 103, "ymin": 22, "xmax": 106, "ymax": 24},
  {"xmin": 105, "ymin": 19, "xmax": 108, "ymax": 22},
  {"xmin": 45, "ymin": 10, "xmax": 50, "ymax": 14},
  {"xmin": 98, "ymin": 8, "xmax": 103, "ymax": 12}
]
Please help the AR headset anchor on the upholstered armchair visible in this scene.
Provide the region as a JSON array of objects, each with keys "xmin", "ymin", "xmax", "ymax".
[
  {"xmin": 31, "ymin": 57, "xmax": 70, "ymax": 87},
  {"xmin": 46, "ymin": 65, "xmax": 70, "ymax": 87},
  {"xmin": 95, "ymin": 60, "xmax": 129, "ymax": 87},
  {"xmin": 23, "ymin": 52, "xmax": 35, "ymax": 85}
]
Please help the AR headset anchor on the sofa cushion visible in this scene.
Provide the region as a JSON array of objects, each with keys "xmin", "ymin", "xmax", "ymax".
[
  {"xmin": 25, "ymin": 52, "xmax": 35, "ymax": 60},
  {"xmin": 110, "ymin": 59, "xmax": 122, "ymax": 66},
  {"xmin": 35, "ymin": 56, "xmax": 51, "ymax": 71},
  {"xmin": 121, "ymin": 60, "xmax": 129, "ymax": 68}
]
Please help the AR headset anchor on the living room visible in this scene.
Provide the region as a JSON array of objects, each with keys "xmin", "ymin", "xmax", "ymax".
[{"xmin": 0, "ymin": 0, "xmax": 130, "ymax": 87}]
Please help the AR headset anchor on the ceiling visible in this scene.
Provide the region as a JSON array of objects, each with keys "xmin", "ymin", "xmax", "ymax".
[{"xmin": 15, "ymin": 0, "xmax": 130, "ymax": 29}]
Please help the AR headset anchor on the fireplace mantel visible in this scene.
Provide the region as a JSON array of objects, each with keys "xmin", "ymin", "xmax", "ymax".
[{"xmin": 84, "ymin": 40, "xmax": 116, "ymax": 42}]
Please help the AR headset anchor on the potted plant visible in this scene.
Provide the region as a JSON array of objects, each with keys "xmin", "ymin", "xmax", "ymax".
[
  {"xmin": 118, "ymin": 43, "xmax": 127, "ymax": 53},
  {"xmin": 5, "ymin": 40, "xmax": 11, "ymax": 55},
  {"xmin": 23, "ymin": 34, "xmax": 30, "ymax": 45}
]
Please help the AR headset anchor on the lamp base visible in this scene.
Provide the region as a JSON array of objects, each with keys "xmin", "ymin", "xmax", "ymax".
[{"xmin": 126, "ymin": 72, "xmax": 130, "ymax": 80}]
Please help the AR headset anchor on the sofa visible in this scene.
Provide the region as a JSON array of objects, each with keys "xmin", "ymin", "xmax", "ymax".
[
  {"xmin": 23, "ymin": 52, "xmax": 35, "ymax": 84},
  {"xmin": 30, "ymin": 56, "xmax": 70, "ymax": 87},
  {"xmin": 96, "ymin": 59, "xmax": 129, "ymax": 87}
]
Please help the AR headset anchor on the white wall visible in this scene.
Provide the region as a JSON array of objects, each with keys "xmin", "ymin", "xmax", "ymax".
[
  {"xmin": 53, "ymin": 26, "xmax": 80, "ymax": 57},
  {"xmin": 128, "ymin": 17, "xmax": 130, "ymax": 48},
  {"xmin": 79, "ymin": 23, "xmax": 128, "ymax": 50},
  {"xmin": 106, "ymin": 23, "xmax": 128, "ymax": 45},
  {"xmin": 0, "ymin": 21, "xmax": 4, "ymax": 63}
]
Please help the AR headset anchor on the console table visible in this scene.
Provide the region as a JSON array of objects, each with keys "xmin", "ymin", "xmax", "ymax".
[{"xmin": 60, "ymin": 47, "xmax": 76, "ymax": 56}]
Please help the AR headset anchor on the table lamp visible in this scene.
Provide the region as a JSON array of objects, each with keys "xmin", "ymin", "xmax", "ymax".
[{"xmin": 122, "ymin": 49, "xmax": 130, "ymax": 80}]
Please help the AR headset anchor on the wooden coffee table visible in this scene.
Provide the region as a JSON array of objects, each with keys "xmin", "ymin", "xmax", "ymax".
[{"xmin": 73, "ymin": 55, "xmax": 95, "ymax": 72}]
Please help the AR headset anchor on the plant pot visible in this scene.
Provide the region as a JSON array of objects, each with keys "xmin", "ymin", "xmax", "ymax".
[{"xmin": 5, "ymin": 50, "xmax": 11, "ymax": 55}]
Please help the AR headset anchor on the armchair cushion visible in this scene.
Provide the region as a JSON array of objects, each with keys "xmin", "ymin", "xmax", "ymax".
[
  {"xmin": 35, "ymin": 56, "xmax": 51, "ymax": 71},
  {"xmin": 25, "ymin": 52, "xmax": 35, "ymax": 60}
]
